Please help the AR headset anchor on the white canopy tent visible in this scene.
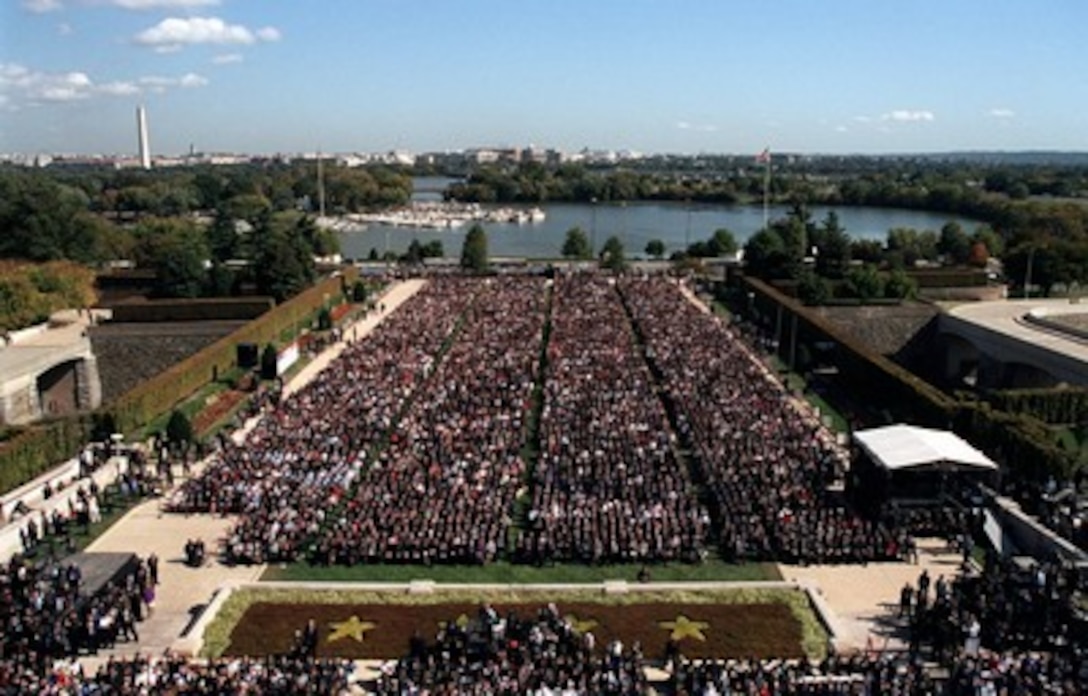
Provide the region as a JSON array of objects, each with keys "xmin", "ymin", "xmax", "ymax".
[{"xmin": 853, "ymin": 424, "xmax": 998, "ymax": 473}]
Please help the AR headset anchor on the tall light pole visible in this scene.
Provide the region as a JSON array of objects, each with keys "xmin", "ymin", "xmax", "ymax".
[
  {"xmin": 685, "ymin": 199, "xmax": 692, "ymax": 250},
  {"xmin": 590, "ymin": 197, "xmax": 598, "ymax": 259},
  {"xmin": 1024, "ymin": 246, "xmax": 1036, "ymax": 299}
]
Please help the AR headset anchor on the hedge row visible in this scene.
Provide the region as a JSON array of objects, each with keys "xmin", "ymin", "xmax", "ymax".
[
  {"xmin": 906, "ymin": 269, "xmax": 990, "ymax": 288},
  {"xmin": 110, "ymin": 297, "xmax": 274, "ymax": 323},
  {"xmin": 0, "ymin": 415, "xmax": 92, "ymax": 494},
  {"xmin": 743, "ymin": 276, "xmax": 1076, "ymax": 481},
  {"xmin": 990, "ymin": 387, "xmax": 1088, "ymax": 426},
  {"xmin": 108, "ymin": 270, "xmax": 356, "ymax": 434},
  {"xmin": 0, "ymin": 270, "xmax": 357, "ymax": 495}
]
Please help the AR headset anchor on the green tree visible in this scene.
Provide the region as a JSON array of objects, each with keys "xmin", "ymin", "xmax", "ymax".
[
  {"xmin": 813, "ymin": 212, "xmax": 852, "ymax": 279},
  {"xmin": 403, "ymin": 239, "xmax": 425, "ymax": 265},
  {"xmin": 707, "ymin": 228, "xmax": 739, "ymax": 256},
  {"xmin": 260, "ymin": 343, "xmax": 279, "ymax": 379},
  {"xmin": 561, "ymin": 227, "xmax": 593, "ymax": 259},
  {"xmin": 796, "ymin": 269, "xmax": 831, "ymax": 305},
  {"xmin": 743, "ymin": 229, "xmax": 790, "ymax": 279},
  {"xmin": 351, "ymin": 280, "xmax": 369, "ymax": 303},
  {"xmin": 132, "ymin": 218, "xmax": 209, "ymax": 298},
  {"xmin": 885, "ymin": 268, "xmax": 917, "ymax": 299},
  {"xmin": 422, "ymin": 240, "xmax": 444, "ymax": 258},
  {"xmin": 938, "ymin": 221, "xmax": 971, "ymax": 265},
  {"xmin": 851, "ymin": 238, "xmax": 884, "ymax": 264},
  {"xmin": 165, "ymin": 409, "xmax": 194, "ymax": 451},
  {"xmin": 645, "ymin": 239, "xmax": 666, "ymax": 259},
  {"xmin": 251, "ymin": 214, "xmax": 317, "ymax": 301},
  {"xmin": 460, "ymin": 224, "xmax": 489, "ymax": 272},
  {"xmin": 600, "ymin": 235, "xmax": 627, "ymax": 272},
  {"xmin": 844, "ymin": 264, "xmax": 885, "ymax": 302},
  {"xmin": 971, "ymin": 225, "xmax": 1004, "ymax": 258}
]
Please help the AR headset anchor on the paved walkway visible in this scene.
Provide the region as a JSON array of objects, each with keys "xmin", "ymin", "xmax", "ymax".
[{"xmin": 780, "ymin": 537, "xmax": 965, "ymax": 652}]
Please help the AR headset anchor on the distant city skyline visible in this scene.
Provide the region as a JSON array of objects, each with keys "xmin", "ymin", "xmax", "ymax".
[{"xmin": 2, "ymin": 1, "xmax": 1086, "ymax": 156}]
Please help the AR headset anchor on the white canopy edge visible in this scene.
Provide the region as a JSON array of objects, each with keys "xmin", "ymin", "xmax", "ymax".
[{"xmin": 853, "ymin": 423, "xmax": 998, "ymax": 472}]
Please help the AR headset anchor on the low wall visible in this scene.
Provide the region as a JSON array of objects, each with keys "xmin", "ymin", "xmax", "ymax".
[{"xmin": 985, "ymin": 488, "xmax": 1088, "ymax": 563}]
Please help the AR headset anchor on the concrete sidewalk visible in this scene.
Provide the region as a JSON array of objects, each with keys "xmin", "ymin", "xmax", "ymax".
[{"xmin": 779, "ymin": 537, "xmax": 964, "ymax": 652}]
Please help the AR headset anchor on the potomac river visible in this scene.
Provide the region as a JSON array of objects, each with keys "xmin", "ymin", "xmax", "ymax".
[{"xmin": 337, "ymin": 200, "xmax": 979, "ymax": 261}]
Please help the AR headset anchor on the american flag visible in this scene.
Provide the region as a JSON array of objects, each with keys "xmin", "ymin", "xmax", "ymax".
[{"xmin": 754, "ymin": 147, "xmax": 771, "ymax": 164}]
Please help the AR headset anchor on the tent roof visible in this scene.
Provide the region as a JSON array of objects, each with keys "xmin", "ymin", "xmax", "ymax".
[{"xmin": 853, "ymin": 424, "xmax": 998, "ymax": 472}]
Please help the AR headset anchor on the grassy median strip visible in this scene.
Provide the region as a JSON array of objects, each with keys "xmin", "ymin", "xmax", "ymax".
[{"xmin": 260, "ymin": 559, "xmax": 779, "ymax": 584}]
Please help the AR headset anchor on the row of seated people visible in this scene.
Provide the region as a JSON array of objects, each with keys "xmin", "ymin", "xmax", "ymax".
[
  {"xmin": 516, "ymin": 275, "xmax": 709, "ymax": 565},
  {"xmin": 166, "ymin": 278, "xmax": 479, "ymax": 565},
  {"xmin": 4, "ymin": 653, "xmax": 355, "ymax": 696},
  {"xmin": 315, "ymin": 277, "xmax": 548, "ymax": 566},
  {"xmin": 619, "ymin": 276, "xmax": 902, "ymax": 564}
]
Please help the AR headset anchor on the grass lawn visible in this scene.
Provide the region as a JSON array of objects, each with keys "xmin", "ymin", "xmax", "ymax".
[{"xmin": 261, "ymin": 559, "xmax": 780, "ymax": 584}]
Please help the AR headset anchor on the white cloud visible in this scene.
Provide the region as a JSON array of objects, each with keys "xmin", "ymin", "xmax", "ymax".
[
  {"xmin": 98, "ymin": 80, "xmax": 140, "ymax": 96},
  {"xmin": 134, "ymin": 16, "xmax": 281, "ymax": 50},
  {"xmin": 23, "ymin": 0, "xmax": 63, "ymax": 13},
  {"xmin": 255, "ymin": 26, "xmax": 281, "ymax": 42},
  {"xmin": 212, "ymin": 52, "xmax": 243, "ymax": 64},
  {"xmin": 58, "ymin": 22, "xmax": 73, "ymax": 35},
  {"xmin": 852, "ymin": 115, "xmax": 871, "ymax": 123},
  {"xmin": 881, "ymin": 109, "xmax": 935, "ymax": 122},
  {"xmin": 138, "ymin": 72, "xmax": 209, "ymax": 92},
  {"xmin": 675, "ymin": 120, "xmax": 717, "ymax": 132},
  {"xmin": 179, "ymin": 72, "xmax": 208, "ymax": 87},
  {"xmin": 835, "ymin": 125, "xmax": 848, "ymax": 133},
  {"xmin": 988, "ymin": 107, "xmax": 1015, "ymax": 119},
  {"xmin": 0, "ymin": 62, "xmax": 207, "ymax": 106},
  {"xmin": 110, "ymin": 0, "xmax": 220, "ymax": 8}
]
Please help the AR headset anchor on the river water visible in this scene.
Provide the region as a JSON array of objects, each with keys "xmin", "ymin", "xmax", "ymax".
[{"xmin": 338, "ymin": 183, "xmax": 977, "ymax": 260}]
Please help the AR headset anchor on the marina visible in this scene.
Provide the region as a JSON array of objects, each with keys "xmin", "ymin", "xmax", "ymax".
[{"xmin": 344, "ymin": 201, "xmax": 546, "ymax": 230}]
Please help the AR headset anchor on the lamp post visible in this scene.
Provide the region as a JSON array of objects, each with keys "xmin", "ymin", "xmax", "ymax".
[
  {"xmin": 1024, "ymin": 246, "xmax": 1036, "ymax": 299},
  {"xmin": 590, "ymin": 197, "xmax": 598, "ymax": 259},
  {"xmin": 685, "ymin": 199, "xmax": 692, "ymax": 250}
]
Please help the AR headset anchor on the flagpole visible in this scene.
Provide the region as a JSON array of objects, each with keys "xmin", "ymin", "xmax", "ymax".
[{"xmin": 761, "ymin": 149, "xmax": 771, "ymax": 231}]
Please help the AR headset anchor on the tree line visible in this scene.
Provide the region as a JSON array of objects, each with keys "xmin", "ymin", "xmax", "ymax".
[{"xmin": 445, "ymin": 160, "xmax": 1088, "ymax": 296}]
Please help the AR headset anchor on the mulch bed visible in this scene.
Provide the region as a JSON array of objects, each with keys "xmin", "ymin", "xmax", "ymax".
[
  {"xmin": 192, "ymin": 390, "xmax": 247, "ymax": 435},
  {"xmin": 226, "ymin": 601, "xmax": 805, "ymax": 661}
]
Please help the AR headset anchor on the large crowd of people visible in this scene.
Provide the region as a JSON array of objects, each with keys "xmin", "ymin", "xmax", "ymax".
[
  {"xmin": 0, "ymin": 553, "xmax": 154, "ymax": 687},
  {"xmin": 907, "ymin": 554, "xmax": 1086, "ymax": 661},
  {"xmin": 373, "ymin": 603, "xmax": 649, "ymax": 695},
  {"xmin": 516, "ymin": 275, "xmax": 709, "ymax": 565},
  {"xmin": 620, "ymin": 276, "xmax": 903, "ymax": 564},
  {"xmin": 668, "ymin": 650, "xmax": 1087, "ymax": 695},
  {"xmin": 316, "ymin": 276, "xmax": 547, "ymax": 565},
  {"xmin": 167, "ymin": 277, "xmax": 479, "ymax": 564},
  {"xmin": 1, "ymin": 653, "xmax": 356, "ymax": 695},
  {"xmin": 164, "ymin": 273, "xmax": 908, "ymax": 568},
  {"xmin": 3, "ymin": 271, "xmax": 1088, "ymax": 694}
]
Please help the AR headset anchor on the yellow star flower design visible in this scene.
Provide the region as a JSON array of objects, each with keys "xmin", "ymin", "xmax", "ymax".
[
  {"xmin": 438, "ymin": 613, "xmax": 472, "ymax": 631},
  {"xmin": 564, "ymin": 614, "xmax": 599, "ymax": 636},
  {"xmin": 659, "ymin": 614, "xmax": 710, "ymax": 642},
  {"xmin": 327, "ymin": 615, "xmax": 376, "ymax": 643}
]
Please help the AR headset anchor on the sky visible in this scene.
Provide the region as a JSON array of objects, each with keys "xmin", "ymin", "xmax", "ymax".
[{"xmin": 1, "ymin": 0, "xmax": 1086, "ymax": 156}]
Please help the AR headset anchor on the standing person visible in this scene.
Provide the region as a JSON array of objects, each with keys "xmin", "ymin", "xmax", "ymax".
[{"xmin": 147, "ymin": 553, "xmax": 159, "ymax": 586}]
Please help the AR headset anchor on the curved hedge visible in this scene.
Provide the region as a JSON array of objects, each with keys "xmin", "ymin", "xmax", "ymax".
[
  {"xmin": 990, "ymin": 387, "xmax": 1088, "ymax": 426},
  {"xmin": 743, "ymin": 276, "xmax": 1077, "ymax": 482}
]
